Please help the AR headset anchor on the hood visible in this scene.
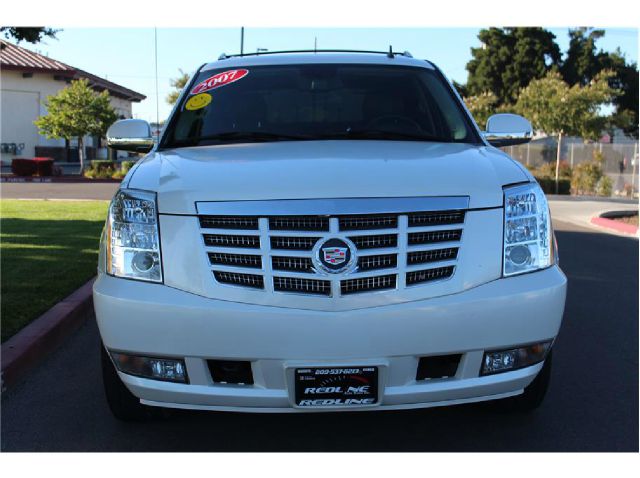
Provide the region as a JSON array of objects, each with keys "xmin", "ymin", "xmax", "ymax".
[{"xmin": 128, "ymin": 140, "xmax": 528, "ymax": 214}]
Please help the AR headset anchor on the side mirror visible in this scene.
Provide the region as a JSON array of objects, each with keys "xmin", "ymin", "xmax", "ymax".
[
  {"xmin": 482, "ymin": 113, "xmax": 533, "ymax": 147},
  {"xmin": 106, "ymin": 119, "xmax": 154, "ymax": 153}
]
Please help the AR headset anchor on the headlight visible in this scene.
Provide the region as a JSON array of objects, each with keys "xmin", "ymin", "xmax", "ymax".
[
  {"xmin": 503, "ymin": 182, "xmax": 554, "ymax": 277},
  {"xmin": 104, "ymin": 189, "xmax": 162, "ymax": 283}
]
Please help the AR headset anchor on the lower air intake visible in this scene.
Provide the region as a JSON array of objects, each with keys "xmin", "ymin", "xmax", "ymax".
[
  {"xmin": 208, "ymin": 360, "xmax": 254, "ymax": 385},
  {"xmin": 416, "ymin": 354, "xmax": 462, "ymax": 380}
]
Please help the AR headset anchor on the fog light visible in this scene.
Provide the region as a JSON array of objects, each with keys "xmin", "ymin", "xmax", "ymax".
[
  {"xmin": 110, "ymin": 351, "xmax": 188, "ymax": 383},
  {"xmin": 481, "ymin": 341, "xmax": 552, "ymax": 376}
]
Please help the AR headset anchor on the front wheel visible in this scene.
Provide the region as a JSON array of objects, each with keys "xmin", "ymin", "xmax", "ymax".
[{"xmin": 101, "ymin": 344, "xmax": 154, "ymax": 421}]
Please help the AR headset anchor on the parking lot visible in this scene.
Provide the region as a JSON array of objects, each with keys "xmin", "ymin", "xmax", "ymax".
[{"xmin": 1, "ymin": 219, "xmax": 638, "ymax": 452}]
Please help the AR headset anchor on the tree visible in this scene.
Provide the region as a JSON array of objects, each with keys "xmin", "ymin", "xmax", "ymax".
[
  {"xmin": 466, "ymin": 28, "xmax": 561, "ymax": 106},
  {"xmin": 560, "ymin": 29, "xmax": 639, "ymax": 138},
  {"xmin": 515, "ymin": 70, "xmax": 619, "ymax": 191},
  {"xmin": 560, "ymin": 28, "xmax": 606, "ymax": 86},
  {"xmin": 463, "ymin": 91, "xmax": 499, "ymax": 129},
  {"xmin": 451, "ymin": 80, "xmax": 468, "ymax": 99},
  {"xmin": 600, "ymin": 51, "xmax": 639, "ymax": 138},
  {"xmin": 0, "ymin": 27, "xmax": 59, "ymax": 44},
  {"xmin": 34, "ymin": 79, "xmax": 117, "ymax": 173},
  {"xmin": 166, "ymin": 69, "xmax": 190, "ymax": 105}
]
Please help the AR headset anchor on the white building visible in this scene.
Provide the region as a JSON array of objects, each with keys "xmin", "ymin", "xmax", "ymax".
[{"xmin": 0, "ymin": 39, "xmax": 145, "ymax": 170}]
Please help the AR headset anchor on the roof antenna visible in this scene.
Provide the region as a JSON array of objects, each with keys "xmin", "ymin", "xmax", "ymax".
[{"xmin": 387, "ymin": 45, "xmax": 394, "ymax": 58}]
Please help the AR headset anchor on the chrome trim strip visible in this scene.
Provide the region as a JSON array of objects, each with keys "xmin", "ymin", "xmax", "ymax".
[{"xmin": 196, "ymin": 196, "xmax": 470, "ymax": 216}]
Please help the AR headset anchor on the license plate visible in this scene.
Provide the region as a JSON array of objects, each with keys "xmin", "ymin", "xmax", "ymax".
[{"xmin": 294, "ymin": 366, "xmax": 379, "ymax": 407}]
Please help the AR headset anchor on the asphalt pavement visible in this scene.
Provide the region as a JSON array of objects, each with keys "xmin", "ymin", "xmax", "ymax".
[
  {"xmin": 1, "ymin": 181, "xmax": 119, "ymax": 200},
  {"xmin": 1, "ymin": 220, "xmax": 638, "ymax": 452}
]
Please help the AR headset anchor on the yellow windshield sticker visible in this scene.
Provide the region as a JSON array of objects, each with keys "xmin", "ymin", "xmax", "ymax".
[{"xmin": 185, "ymin": 93, "xmax": 212, "ymax": 111}]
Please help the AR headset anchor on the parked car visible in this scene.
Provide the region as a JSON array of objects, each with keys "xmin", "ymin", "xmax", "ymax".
[{"xmin": 97, "ymin": 50, "xmax": 566, "ymax": 420}]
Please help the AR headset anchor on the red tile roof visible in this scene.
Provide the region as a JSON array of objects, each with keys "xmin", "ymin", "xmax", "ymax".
[{"xmin": 0, "ymin": 40, "xmax": 146, "ymax": 102}]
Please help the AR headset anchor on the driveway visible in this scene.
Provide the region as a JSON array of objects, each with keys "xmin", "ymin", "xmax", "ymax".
[{"xmin": 1, "ymin": 219, "xmax": 637, "ymax": 451}]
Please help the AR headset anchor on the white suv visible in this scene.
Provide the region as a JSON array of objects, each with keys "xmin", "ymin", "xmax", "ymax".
[{"xmin": 96, "ymin": 50, "xmax": 566, "ymax": 421}]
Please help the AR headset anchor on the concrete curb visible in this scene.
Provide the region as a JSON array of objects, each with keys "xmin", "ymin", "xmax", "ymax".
[
  {"xmin": 1, "ymin": 277, "xmax": 96, "ymax": 391},
  {"xmin": 590, "ymin": 215, "xmax": 639, "ymax": 236}
]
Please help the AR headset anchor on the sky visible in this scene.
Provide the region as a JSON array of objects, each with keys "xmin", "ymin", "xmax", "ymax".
[{"xmin": 16, "ymin": 27, "xmax": 639, "ymax": 123}]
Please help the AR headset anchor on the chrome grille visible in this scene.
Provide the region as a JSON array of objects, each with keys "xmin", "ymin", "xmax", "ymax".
[
  {"xmin": 214, "ymin": 271, "xmax": 264, "ymax": 289},
  {"xmin": 272, "ymin": 256, "xmax": 314, "ymax": 272},
  {"xmin": 358, "ymin": 254, "xmax": 397, "ymax": 271},
  {"xmin": 209, "ymin": 252, "xmax": 262, "ymax": 268},
  {"xmin": 408, "ymin": 229, "xmax": 462, "ymax": 245},
  {"xmin": 271, "ymin": 236, "xmax": 319, "ymax": 250},
  {"xmin": 274, "ymin": 277, "xmax": 331, "ymax": 295},
  {"xmin": 269, "ymin": 216, "xmax": 329, "ymax": 231},
  {"xmin": 204, "ymin": 234, "xmax": 260, "ymax": 248},
  {"xmin": 341, "ymin": 274, "xmax": 396, "ymax": 295},
  {"xmin": 408, "ymin": 211, "xmax": 465, "ymax": 227},
  {"xmin": 350, "ymin": 234, "xmax": 397, "ymax": 250},
  {"xmin": 406, "ymin": 266, "xmax": 455, "ymax": 285},
  {"xmin": 407, "ymin": 248, "xmax": 458, "ymax": 265},
  {"xmin": 200, "ymin": 208, "xmax": 465, "ymax": 296},
  {"xmin": 339, "ymin": 214, "xmax": 397, "ymax": 231},
  {"xmin": 200, "ymin": 216, "xmax": 259, "ymax": 230}
]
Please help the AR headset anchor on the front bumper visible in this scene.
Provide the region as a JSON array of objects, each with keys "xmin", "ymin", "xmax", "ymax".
[{"xmin": 94, "ymin": 266, "xmax": 567, "ymax": 412}]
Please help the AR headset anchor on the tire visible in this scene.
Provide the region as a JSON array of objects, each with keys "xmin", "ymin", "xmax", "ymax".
[
  {"xmin": 495, "ymin": 351, "xmax": 553, "ymax": 412},
  {"xmin": 101, "ymin": 344, "xmax": 154, "ymax": 421}
]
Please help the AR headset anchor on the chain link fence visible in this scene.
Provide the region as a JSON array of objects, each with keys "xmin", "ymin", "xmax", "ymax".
[{"xmin": 503, "ymin": 140, "xmax": 639, "ymax": 197}]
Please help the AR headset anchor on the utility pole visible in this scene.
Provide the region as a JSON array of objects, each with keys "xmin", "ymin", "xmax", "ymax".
[{"xmin": 240, "ymin": 27, "xmax": 244, "ymax": 55}]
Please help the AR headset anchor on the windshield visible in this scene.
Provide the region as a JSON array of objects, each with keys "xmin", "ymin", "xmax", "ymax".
[{"xmin": 161, "ymin": 63, "xmax": 480, "ymax": 148}]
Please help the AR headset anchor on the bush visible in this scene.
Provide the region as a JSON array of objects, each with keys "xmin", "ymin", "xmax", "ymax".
[
  {"xmin": 121, "ymin": 160, "xmax": 136, "ymax": 174},
  {"xmin": 532, "ymin": 160, "xmax": 572, "ymax": 180},
  {"xmin": 571, "ymin": 161, "xmax": 604, "ymax": 195},
  {"xmin": 535, "ymin": 177, "xmax": 571, "ymax": 195},
  {"xmin": 622, "ymin": 183, "xmax": 636, "ymax": 197},
  {"xmin": 84, "ymin": 161, "xmax": 116, "ymax": 179},
  {"xmin": 596, "ymin": 176, "xmax": 613, "ymax": 197},
  {"xmin": 89, "ymin": 160, "xmax": 117, "ymax": 172},
  {"xmin": 84, "ymin": 159, "xmax": 134, "ymax": 180}
]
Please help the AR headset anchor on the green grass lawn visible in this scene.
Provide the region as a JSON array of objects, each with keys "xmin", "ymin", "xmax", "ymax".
[{"xmin": 0, "ymin": 199, "xmax": 109, "ymax": 342}]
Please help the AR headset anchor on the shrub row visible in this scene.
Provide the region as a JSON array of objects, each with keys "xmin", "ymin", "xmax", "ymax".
[
  {"xmin": 529, "ymin": 152, "xmax": 613, "ymax": 197},
  {"xmin": 83, "ymin": 160, "xmax": 136, "ymax": 180},
  {"xmin": 534, "ymin": 177, "xmax": 571, "ymax": 195}
]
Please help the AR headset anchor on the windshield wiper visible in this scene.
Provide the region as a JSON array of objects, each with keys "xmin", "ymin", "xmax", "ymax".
[
  {"xmin": 321, "ymin": 129, "xmax": 451, "ymax": 142},
  {"xmin": 170, "ymin": 131, "xmax": 314, "ymax": 146}
]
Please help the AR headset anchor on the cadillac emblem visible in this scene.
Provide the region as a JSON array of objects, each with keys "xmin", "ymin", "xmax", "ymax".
[
  {"xmin": 314, "ymin": 238, "xmax": 355, "ymax": 273},
  {"xmin": 323, "ymin": 247, "xmax": 348, "ymax": 265}
]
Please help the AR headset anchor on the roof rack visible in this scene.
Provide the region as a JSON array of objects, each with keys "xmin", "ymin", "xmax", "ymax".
[{"xmin": 217, "ymin": 48, "xmax": 413, "ymax": 61}]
